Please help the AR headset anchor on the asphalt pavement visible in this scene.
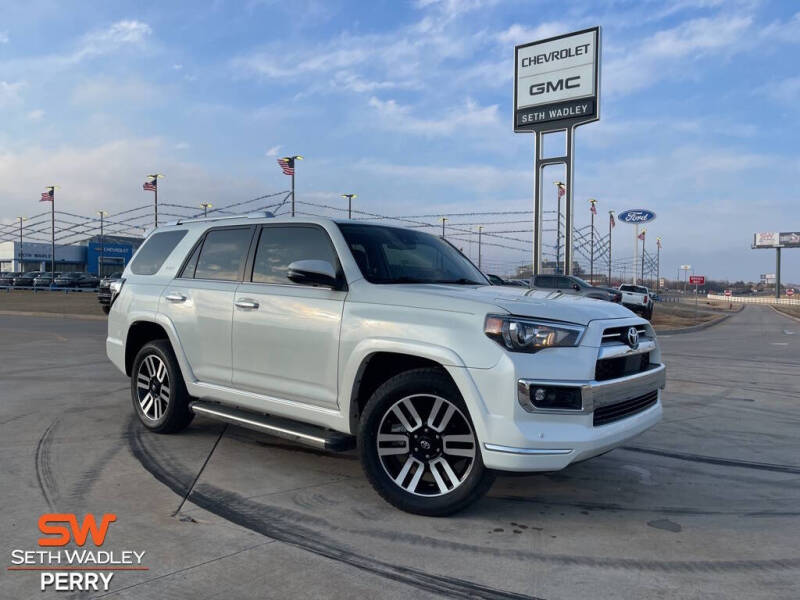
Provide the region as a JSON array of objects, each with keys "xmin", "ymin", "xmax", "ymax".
[{"xmin": 1, "ymin": 306, "xmax": 798, "ymax": 599}]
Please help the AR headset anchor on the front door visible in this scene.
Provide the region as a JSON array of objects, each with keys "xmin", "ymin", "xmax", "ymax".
[{"xmin": 232, "ymin": 224, "xmax": 346, "ymax": 409}]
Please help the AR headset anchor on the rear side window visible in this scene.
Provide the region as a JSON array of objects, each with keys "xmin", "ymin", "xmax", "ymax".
[
  {"xmin": 251, "ymin": 226, "xmax": 338, "ymax": 285},
  {"xmin": 535, "ymin": 275, "xmax": 553, "ymax": 288},
  {"xmin": 130, "ymin": 230, "xmax": 187, "ymax": 275},
  {"xmin": 193, "ymin": 228, "xmax": 252, "ymax": 281}
]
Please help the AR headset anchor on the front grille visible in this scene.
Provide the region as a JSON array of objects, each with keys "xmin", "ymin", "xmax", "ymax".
[
  {"xmin": 601, "ymin": 324, "xmax": 648, "ymax": 345},
  {"xmin": 595, "ymin": 352, "xmax": 651, "ymax": 381},
  {"xmin": 593, "ymin": 390, "xmax": 658, "ymax": 426}
]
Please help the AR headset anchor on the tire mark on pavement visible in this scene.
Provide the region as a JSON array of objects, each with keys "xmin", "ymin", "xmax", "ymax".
[
  {"xmin": 128, "ymin": 418, "xmax": 542, "ymax": 600},
  {"xmin": 129, "ymin": 417, "xmax": 800, "ymax": 578},
  {"xmin": 621, "ymin": 446, "xmax": 800, "ymax": 475},
  {"xmin": 35, "ymin": 419, "xmax": 60, "ymax": 510}
]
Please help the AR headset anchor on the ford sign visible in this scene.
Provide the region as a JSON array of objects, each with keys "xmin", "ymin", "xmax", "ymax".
[{"xmin": 617, "ymin": 209, "xmax": 656, "ymax": 224}]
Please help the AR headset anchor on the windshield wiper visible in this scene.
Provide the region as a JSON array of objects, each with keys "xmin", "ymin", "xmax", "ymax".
[{"xmin": 430, "ymin": 278, "xmax": 485, "ymax": 285}]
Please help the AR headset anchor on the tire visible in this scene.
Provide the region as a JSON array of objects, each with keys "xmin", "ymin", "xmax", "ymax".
[
  {"xmin": 130, "ymin": 340, "xmax": 193, "ymax": 434},
  {"xmin": 357, "ymin": 368, "xmax": 495, "ymax": 516},
  {"xmin": 645, "ymin": 307, "xmax": 653, "ymax": 320},
  {"xmin": 101, "ymin": 304, "xmax": 110, "ymax": 315}
]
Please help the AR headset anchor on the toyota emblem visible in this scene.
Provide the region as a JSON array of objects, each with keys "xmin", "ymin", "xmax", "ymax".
[{"xmin": 626, "ymin": 327, "xmax": 640, "ymax": 349}]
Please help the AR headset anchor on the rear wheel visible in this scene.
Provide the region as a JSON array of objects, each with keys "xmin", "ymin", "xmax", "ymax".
[
  {"xmin": 130, "ymin": 340, "xmax": 193, "ymax": 433},
  {"xmin": 358, "ymin": 368, "xmax": 494, "ymax": 516}
]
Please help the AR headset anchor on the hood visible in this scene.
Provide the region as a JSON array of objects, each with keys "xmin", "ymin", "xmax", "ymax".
[{"xmin": 367, "ymin": 284, "xmax": 636, "ymax": 325}]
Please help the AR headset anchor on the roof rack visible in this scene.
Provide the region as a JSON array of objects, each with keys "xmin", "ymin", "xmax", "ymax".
[{"xmin": 167, "ymin": 210, "xmax": 275, "ymax": 226}]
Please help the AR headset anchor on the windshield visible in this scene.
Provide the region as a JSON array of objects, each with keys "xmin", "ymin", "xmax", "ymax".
[
  {"xmin": 338, "ymin": 223, "xmax": 488, "ymax": 285},
  {"xmin": 620, "ymin": 284, "xmax": 647, "ymax": 293},
  {"xmin": 572, "ymin": 276, "xmax": 591, "ymax": 287}
]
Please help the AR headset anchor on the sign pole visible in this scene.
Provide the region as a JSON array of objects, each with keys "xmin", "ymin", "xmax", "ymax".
[
  {"xmin": 531, "ymin": 131, "xmax": 543, "ymax": 278},
  {"xmin": 776, "ymin": 248, "xmax": 781, "ymax": 299},
  {"xmin": 565, "ymin": 126, "xmax": 575, "ymax": 275}
]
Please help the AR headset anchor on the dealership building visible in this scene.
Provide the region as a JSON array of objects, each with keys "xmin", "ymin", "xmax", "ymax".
[{"xmin": 0, "ymin": 235, "xmax": 143, "ymax": 275}]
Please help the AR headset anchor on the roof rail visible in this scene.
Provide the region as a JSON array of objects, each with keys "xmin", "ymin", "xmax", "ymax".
[{"xmin": 170, "ymin": 210, "xmax": 275, "ymax": 226}]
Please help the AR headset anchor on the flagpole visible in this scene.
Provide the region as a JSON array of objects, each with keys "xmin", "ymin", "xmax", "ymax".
[
  {"xmin": 633, "ymin": 224, "xmax": 638, "ymax": 285},
  {"xmin": 478, "ymin": 225, "xmax": 483, "ymax": 270},
  {"xmin": 291, "ymin": 170, "xmax": 295, "ymax": 217},
  {"xmin": 17, "ymin": 217, "xmax": 25, "ymax": 271},
  {"xmin": 50, "ymin": 187, "xmax": 55, "ymax": 282},
  {"xmin": 641, "ymin": 231, "xmax": 646, "ymax": 283},
  {"xmin": 589, "ymin": 199, "xmax": 596, "ymax": 284},
  {"xmin": 656, "ymin": 238, "xmax": 661, "ymax": 293},
  {"xmin": 608, "ymin": 211, "xmax": 613, "ymax": 286},
  {"xmin": 154, "ymin": 185, "xmax": 158, "ymax": 227}
]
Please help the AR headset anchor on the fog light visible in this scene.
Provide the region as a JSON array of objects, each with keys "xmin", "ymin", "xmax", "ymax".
[{"xmin": 518, "ymin": 383, "xmax": 583, "ymax": 412}]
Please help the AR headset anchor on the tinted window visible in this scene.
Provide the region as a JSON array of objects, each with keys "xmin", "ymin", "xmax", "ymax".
[
  {"xmin": 130, "ymin": 230, "xmax": 187, "ymax": 275},
  {"xmin": 194, "ymin": 228, "xmax": 252, "ymax": 281},
  {"xmin": 252, "ymin": 226, "xmax": 338, "ymax": 285},
  {"xmin": 337, "ymin": 224, "xmax": 487, "ymax": 285},
  {"xmin": 535, "ymin": 275, "xmax": 554, "ymax": 288},
  {"xmin": 557, "ymin": 277, "xmax": 574, "ymax": 288},
  {"xmin": 179, "ymin": 242, "xmax": 203, "ymax": 278}
]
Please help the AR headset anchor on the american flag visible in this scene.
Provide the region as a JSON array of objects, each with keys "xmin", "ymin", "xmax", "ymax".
[
  {"xmin": 143, "ymin": 179, "xmax": 157, "ymax": 192},
  {"xmin": 590, "ymin": 201, "xmax": 597, "ymax": 215},
  {"xmin": 277, "ymin": 157, "xmax": 294, "ymax": 176},
  {"xmin": 556, "ymin": 184, "xmax": 565, "ymax": 198},
  {"xmin": 609, "ymin": 213, "xmax": 615, "ymax": 228},
  {"xmin": 638, "ymin": 230, "xmax": 646, "ymax": 241},
  {"xmin": 40, "ymin": 189, "xmax": 53, "ymax": 202}
]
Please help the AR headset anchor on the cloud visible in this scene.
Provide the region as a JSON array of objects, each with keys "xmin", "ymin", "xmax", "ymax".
[
  {"xmin": 367, "ymin": 96, "xmax": 501, "ymax": 136},
  {"xmin": 265, "ymin": 145, "xmax": 281, "ymax": 157},
  {"xmin": 174, "ymin": 141, "xmax": 190, "ymax": 150},
  {"xmin": 0, "ymin": 31, "xmax": 8, "ymax": 44},
  {"xmin": 26, "ymin": 109, "xmax": 44, "ymax": 121},
  {"xmin": 72, "ymin": 20, "xmax": 153, "ymax": 63},
  {"xmin": 496, "ymin": 22, "xmax": 571, "ymax": 46},
  {"xmin": 0, "ymin": 80, "xmax": 25, "ymax": 107},
  {"xmin": 70, "ymin": 78, "xmax": 162, "ymax": 108},
  {"xmin": 172, "ymin": 63, "xmax": 183, "ymax": 70},
  {"xmin": 758, "ymin": 76, "xmax": 800, "ymax": 105}
]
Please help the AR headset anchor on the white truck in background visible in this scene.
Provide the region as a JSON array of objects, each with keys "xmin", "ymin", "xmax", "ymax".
[{"xmin": 619, "ymin": 284, "xmax": 654, "ymax": 320}]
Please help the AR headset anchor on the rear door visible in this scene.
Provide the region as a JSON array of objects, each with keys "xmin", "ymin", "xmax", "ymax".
[
  {"xmin": 160, "ymin": 226, "xmax": 254, "ymax": 386},
  {"xmin": 231, "ymin": 224, "xmax": 346, "ymax": 409}
]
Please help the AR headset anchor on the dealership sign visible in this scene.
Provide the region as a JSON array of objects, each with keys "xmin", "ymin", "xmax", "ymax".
[
  {"xmin": 689, "ymin": 275, "xmax": 705, "ymax": 285},
  {"xmin": 753, "ymin": 232, "xmax": 800, "ymax": 248},
  {"xmin": 514, "ymin": 27, "xmax": 600, "ymax": 132},
  {"xmin": 617, "ymin": 209, "xmax": 657, "ymax": 224}
]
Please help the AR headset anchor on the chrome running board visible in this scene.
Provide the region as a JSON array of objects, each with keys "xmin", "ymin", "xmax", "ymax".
[{"xmin": 190, "ymin": 401, "xmax": 355, "ymax": 452}]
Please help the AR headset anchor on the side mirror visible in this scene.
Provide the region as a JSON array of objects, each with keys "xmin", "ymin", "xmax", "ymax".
[
  {"xmin": 572, "ymin": 283, "xmax": 580, "ymax": 291},
  {"xmin": 287, "ymin": 260, "xmax": 338, "ymax": 288}
]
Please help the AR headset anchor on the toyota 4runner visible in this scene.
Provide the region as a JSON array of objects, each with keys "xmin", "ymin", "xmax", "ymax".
[{"xmin": 106, "ymin": 215, "xmax": 665, "ymax": 515}]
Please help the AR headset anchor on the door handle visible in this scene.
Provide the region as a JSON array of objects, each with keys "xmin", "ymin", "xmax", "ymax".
[
  {"xmin": 235, "ymin": 299, "xmax": 259, "ymax": 310},
  {"xmin": 165, "ymin": 293, "xmax": 187, "ymax": 303}
]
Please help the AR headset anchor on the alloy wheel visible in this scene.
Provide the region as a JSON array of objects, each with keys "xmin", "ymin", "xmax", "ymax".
[
  {"xmin": 136, "ymin": 354, "xmax": 171, "ymax": 421},
  {"xmin": 376, "ymin": 394, "xmax": 476, "ymax": 496}
]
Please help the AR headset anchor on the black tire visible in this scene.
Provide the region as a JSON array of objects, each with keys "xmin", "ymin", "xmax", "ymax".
[
  {"xmin": 645, "ymin": 307, "xmax": 653, "ymax": 320},
  {"xmin": 358, "ymin": 368, "xmax": 495, "ymax": 516},
  {"xmin": 130, "ymin": 340, "xmax": 193, "ymax": 434}
]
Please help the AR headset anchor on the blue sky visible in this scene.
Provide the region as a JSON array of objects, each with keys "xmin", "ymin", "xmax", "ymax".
[{"xmin": 1, "ymin": 0, "xmax": 798, "ymax": 282}]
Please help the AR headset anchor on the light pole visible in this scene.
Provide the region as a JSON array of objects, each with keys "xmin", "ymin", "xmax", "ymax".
[
  {"xmin": 588, "ymin": 198, "xmax": 597, "ymax": 284},
  {"xmin": 608, "ymin": 210, "xmax": 614, "ymax": 286},
  {"xmin": 441, "ymin": 217, "xmax": 447, "ymax": 238},
  {"xmin": 200, "ymin": 202, "xmax": 213, "ymax": 217},
  {"xmin": 656, "ymin": 237, "xmax": 662, "ymax": 292},
  {"xmin": 96, "ymin": 211, "xmax": 108, "ymax": 276},
  {"xmin": 16, "ymin": 216, "xmax": 26, "ymax": 271},
  {"xmin": 478, "ymin": 226, "xmax": 483, "ymax": 270},
  {"xmin": 554, "ymin": 181, "xmax": 565, "ymax": 273},
  {"xmin": 144, "ymin": 173, "xmax": 164, "ymax": 227},
  {"xmin": 341, "ymin": 194, "xmax": 357, "ymax": 219}
]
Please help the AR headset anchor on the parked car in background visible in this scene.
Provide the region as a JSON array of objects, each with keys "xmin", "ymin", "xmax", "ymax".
[
  {"xmin": 33, "ymin": 272, "xmax": 62, "ymax": 287},
  {"xmin": 618, "ymin": 284, "xmax": 654, "ymax": 319},
  {"xmin": 507, "ymin": 279, "xmax": 530, "ymax": 287},
  {"xmin": 13, "ymin": 271, "xmax": 44, "ymax": 286},
  {"xmin": 97, "ymin": 272, "xmax": 123, "ymax": 314},
  {"xmin": 532, "ymin": 274, "xmax": 622, "ymax": 303},
  {"xmin": 54, "ymin": 272, "xmax": 100, "ymax": 288},
  {"xmin": 485, "ymin": 273, "xmax": 506, "ymax": 285},
  {"xmin": 0, "ymin": 272, "xmax": 21, "ymax": 286}
]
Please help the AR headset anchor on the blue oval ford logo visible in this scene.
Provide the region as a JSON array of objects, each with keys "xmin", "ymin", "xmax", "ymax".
[{"xmin": 618, "ymin": 209, "xmax": 656, "ymax": 224}]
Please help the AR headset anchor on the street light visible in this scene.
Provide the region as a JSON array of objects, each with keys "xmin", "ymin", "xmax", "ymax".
[
  {"xmin": 200, "ymin": 202, "xmax": 213, "ymax": 217},
  {"xmin": 340, "ymin": 194, "xmax": 357, "ymax": 219},
  {"xmin": 554, "ymin": 181, "xmax": 565, "ymax": 273},
  {"xmin": 96, "ymin": 211, "xmax": 109, "ymax": 276},
  {"xmin": 16, "ymin": 216, "xmax": 26, "ymax": 271}
]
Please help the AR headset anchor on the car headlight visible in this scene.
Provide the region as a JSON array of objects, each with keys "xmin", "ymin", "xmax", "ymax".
[
  {"xmin": 109, "ymin": 279, "xmax": 125, "ymax": 304},
  {"xmin": 484, "ymin": 314, "xmax": 584, "ymax": 353}
]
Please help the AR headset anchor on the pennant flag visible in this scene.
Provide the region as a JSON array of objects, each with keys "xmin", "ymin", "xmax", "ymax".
[
  {"xmin": 590, "ymin": 200, "xmax": 597, "ymax": 215},
  {"xmin": 638, "ymin": 230, "xmax": 646, "ymax": 241},
  {"xmin": 556, "ymin": 184, "xmax": 565, "ymax": 198}
]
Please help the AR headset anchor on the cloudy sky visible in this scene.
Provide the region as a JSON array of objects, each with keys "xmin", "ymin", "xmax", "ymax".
[{"xmin": 0, "ymin": 0, "xmax": 798, "ymax": 282}]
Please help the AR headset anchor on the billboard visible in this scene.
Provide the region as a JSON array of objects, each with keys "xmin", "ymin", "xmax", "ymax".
[
  {"xmin": 779, "ymin": 232, "xmax": 800, "ymax": 247},
  {"xmin": 753, "ymin": 232, "xmax": 799, "ymax": 248},
  {"xmin": 514, "ymin": 27, "xmax": 600, "ymax": 132},
  {"xmin": 689, "ymin": 275, "xmax": 705, "ymax": 285}
]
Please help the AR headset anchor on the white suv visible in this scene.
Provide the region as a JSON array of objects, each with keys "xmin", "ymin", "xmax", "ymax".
[{"xmin": 106, "ymin": 215, "xmax": 665, "ymax": 515}]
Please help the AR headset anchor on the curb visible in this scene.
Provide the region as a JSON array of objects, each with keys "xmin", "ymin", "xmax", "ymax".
[
  {"xmin": 769, "ymin": 305, "xmax": 800, "ymax": 324},
  {"xmin": 655, "ymin": 308, "xmax": 739, "ymax": 336},
  {"xmin": 0, "ymin": 310, "xmax": 107, "ymax": 321}
]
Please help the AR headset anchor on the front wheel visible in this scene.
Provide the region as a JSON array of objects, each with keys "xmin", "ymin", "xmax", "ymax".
[{"xmin": 358, "ymin": 368, "xmax": 495, "ymax": 516}]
